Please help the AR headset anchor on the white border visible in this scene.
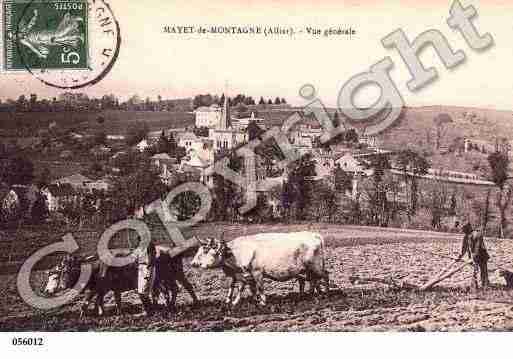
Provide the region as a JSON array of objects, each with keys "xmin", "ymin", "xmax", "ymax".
[{"xmin": 1, "ymin": 332, "xmax": 513, "ymax": 359}]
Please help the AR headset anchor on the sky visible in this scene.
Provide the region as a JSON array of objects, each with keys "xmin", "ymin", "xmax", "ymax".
[{"xmin": 1, "ymin": 0, "xmax": 512, "ymax": 110}]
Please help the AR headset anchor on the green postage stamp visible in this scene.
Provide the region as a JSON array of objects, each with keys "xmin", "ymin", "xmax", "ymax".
[{"xmin": 2, "ymin": 0, "xmax": 88, "ymax": 71}]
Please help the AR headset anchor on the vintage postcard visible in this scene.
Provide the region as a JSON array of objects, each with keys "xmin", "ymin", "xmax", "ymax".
[{"xmin": 1, "ymin": 0, "xmax": 512, "ymax": 356}]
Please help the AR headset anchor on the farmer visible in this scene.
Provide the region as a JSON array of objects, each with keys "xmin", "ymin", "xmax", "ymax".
[
  {"xmin": 469, "ymin": 227, "xmax": 490, "ymax": 290},
  {"xmin": 134, "ymin": 237, "xmax": 157, "ymax": 315},
  {"xmin": 458, "ymin": 218, "xmax": 473, "ymax": 260}
]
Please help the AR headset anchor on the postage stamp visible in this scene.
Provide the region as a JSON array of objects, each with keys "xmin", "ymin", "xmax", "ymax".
[
  {"xmin": 1, "ymin": 0, "xmax": 120, "ymax": 89},
  {"xmin": 2, "ymin": 0, "xmax": 88, "ymax": 71}
]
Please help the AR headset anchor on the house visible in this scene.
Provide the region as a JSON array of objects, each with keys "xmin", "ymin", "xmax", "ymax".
[
  {"xmin": 12, "ymin": 184, "xmax": 39, "ymax": 216},
  {"xmin": 286, "ymin": 115, "xmax": 323, "ymax": 149},
  {"xmin": 90, "ymin": 145, "xmax": 112, "ymax": 157},
  {"xmin": 41, "ymin": 184, "xmax": 76, "ymax": 212},
  {"xmin": 195, "ymin": 104, "xmax": 223, "ymax": 128},
  {"xmin": 151, "ymin": 152, "xmax": 174, "ymax": 165},
  {"xmin": 335, "ymin": 153, "xmax": 373, "ymax": 176},
  {"xmin": 111, "ymin": 151, "xmax": 127, "ymax": 160},
  {"xmin": 359, "ymin": 135, "xmax": 380, "ymax": 148},
  {"xmin": 86, "ymin": 178, "xmax": 112, "ymax": 192},
  {"xmin": 134, "ymin": 139, "xmax": 150, "ymax": 152},
  {"xmin": 232, "ymin": 112, "xmax": 266, "ymax": 131},
  {"xmin": 53, "ymin": 174, "xmax": 92, "ymax": 191},
  {"xmin": 151, "ymin": 153, "xmax": 177, "ymax": 185},
  {"xmin": 313, "ymin": 150, "xmax": 336, "ymax": 179},
  {"xmin": 178, "ymin": 132, "xmax": 200, "ymax": 149},
  {"xmin": 0, "ymin": 185, "xmax": 20, "ymax": 219},
  {"xmin": 69, "ymin": 132, "xmax": 84, "ymax": 140},
  {"xmin": 60, "ymin": 150, "xmax": 73, "ymax": 159},
  {"xmin": 179, "ymin": 151, "xmax": 214, "ymax": 188},
  {"xmin": 107, "ymin": 135, "xmax": 125, "ymax": 141}
]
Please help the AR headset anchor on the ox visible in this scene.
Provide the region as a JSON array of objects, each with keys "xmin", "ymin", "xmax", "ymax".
[
  {"xmin": 44, "ymin": 246, "xmax": 198, "ymax": 316},
  {"xmin": 191, "ymin": 232, "xmax": 329, "ymax": 306}
]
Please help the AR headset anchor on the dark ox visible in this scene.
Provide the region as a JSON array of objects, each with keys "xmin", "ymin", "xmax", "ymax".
[
  {"xmin": 191, "ymin": 232, "xmax": 330, "ymax": 306},
  {"xmin": 44, "ymin": 246, "xmax": 198, "ymax": 316}
]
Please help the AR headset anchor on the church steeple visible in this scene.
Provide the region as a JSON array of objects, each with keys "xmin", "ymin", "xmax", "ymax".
[{"xmin": 220, "ymin": 95, "xmax": 231, "ymax": 129}]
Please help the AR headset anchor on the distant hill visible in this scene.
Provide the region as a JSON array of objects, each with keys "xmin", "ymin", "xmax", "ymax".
[{"xmin": 379, "ymin": 105, "xmax": 513, "ymax": 146}]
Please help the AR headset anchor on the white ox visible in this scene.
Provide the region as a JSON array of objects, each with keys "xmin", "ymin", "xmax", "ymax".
[{"xmin": 191, "ymin": 232, "xmax": 329, "ymax": 306}]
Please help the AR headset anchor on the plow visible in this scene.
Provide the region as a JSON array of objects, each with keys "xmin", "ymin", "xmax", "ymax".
[{"xmin": 349, "ymin": 258, "xmax": 473, "ymax": 291}]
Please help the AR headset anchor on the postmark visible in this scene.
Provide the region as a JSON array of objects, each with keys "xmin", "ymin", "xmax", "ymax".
[{"xmin": 1, "ymin": 0, "xmax": 121, "ymax": 89}]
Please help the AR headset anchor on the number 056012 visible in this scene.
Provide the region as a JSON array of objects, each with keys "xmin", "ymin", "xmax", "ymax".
[{"xmin": 11, "ymin": 337, "xmax": 44, "ymax": 346}]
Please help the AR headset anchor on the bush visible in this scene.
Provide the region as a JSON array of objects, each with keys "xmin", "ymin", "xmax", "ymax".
[{"xmin": 126, "ymin": 121, "xmax": 150, "ymax": 146}]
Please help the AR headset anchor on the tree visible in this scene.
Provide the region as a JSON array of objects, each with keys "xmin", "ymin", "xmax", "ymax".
[
  {"xmin": 333, "ymin": 111, "xmax": 341, "ymax": 128},
  {"xmin": 127, "ymin": 94, "xmax": 142, "ymax": 110},
  {"xmin": 247, "ymin": 120, "xmax": 264, "ymax": 141},
  {"xmin": 193, "ymin": 94, "xmax": 214, "ymax": 109},
  {"xmin": 364, "ymin": 156, "xmax": 392, "ymax": 226},
  {"xmin": 488, "ymin": 151, "xmax": 512, "ymax": 237},
  {"xmin": 433, "ymin": 113, "xmax": 453, "ymax": 150},
  {"xmin": 368, "ymin": 155, "xmax": 390, "ymax": 183},
  {"xmin": 286, "ymin": 153, "xmax": 316, "ymax": 220},
  {"xmin": 101, "ymin": 94, "xmax": 117, "ymax": 110},
  {"xmin": 31, "ymin": 192, "xmax": 48, "ymax": 224},
  {"xmin": 157, "ymin": 95, "xmax": 162, "ymax": 111},
  {"xmin": 16, "ymin": 95, "xmax": 27, "ymax": 112},
  {"xmin": 29, "ymin": 94, "xmax": 38, "ymax": 111},
  {"xmin": 259, "ymin": 97, "xmax": 266, "ymax": 105},
  {"xmin": 396, "ymin": 150, "xmax": 430, "ymax": 217},
  {"xmin": 425, "ymin": 181, "xmax": 450, "ymax": 230},
  {"xmin": 274, "ymin": 97, "xmax": 281, "ymax": 105},
  {"xmin": 0, "ymin": 156, "xmax": 34, "ymax": 185},
  {"xmin": 267, "ymin": 99, "xmax": 273, "ymax": 105},
  {"xmin": 37, "ymin": 167, "xmax": 51, "ymax": 187},
  {"xmin": 156, "ymin": 130, "xmax": 178, "ymax": 154},
  {"xmin": 310, "ymin": 182, "xmax": 338, "ymax": 222},
  {"xmin": 211, "ymin": 151, "xmax": 244, "ymax": 221},
  {"xmin": 449, "ymin": 191, "xmax": 457, "ymax": 216},
  {"xmin": 175, "ymin": 146, "xmax": 186, "ymax": 164},
  {"xmin": 345, "ymin": 128, "xmax": 359, "ymax": 143},
  {"xmin": 126, "ymin": 121, "xmax": 149, "ymax": 146},
  {"xmin": 281, "ymin": 98, "xmax": 287, "ymax": 104},
  {"xmin": 168, "ymin": 133, "xmax": 178, "ymax": 157},
  {"xmin": 110, "ymin": 163, "xmax": 168, "ymax": 222},
  {"xmin": 112, "ymin": 150, "xmax": 148, "ymax": 175},
  {"xmin": 333, "ymin": 164, "xmax": 352, "ymax": 192}
]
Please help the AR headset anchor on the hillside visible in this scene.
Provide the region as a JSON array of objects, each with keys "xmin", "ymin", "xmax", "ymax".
[
  {"xmin": 379, "ymin": 105, "xmax": 513, "ymax": 148},
  {"xmin": 0, "ymin": 110, "xmax": 195, "ymax": 137}
]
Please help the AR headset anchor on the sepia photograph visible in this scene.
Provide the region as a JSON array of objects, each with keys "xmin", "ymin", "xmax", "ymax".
[{"xmin": 1, "ymin": 0, "xmax": 513, "ymax": 356}]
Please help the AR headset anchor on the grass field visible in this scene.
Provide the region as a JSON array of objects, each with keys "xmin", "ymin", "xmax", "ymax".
[
  {"xmin": 0, "ymin": 110, "xmax": 195, "ymax": 136},
  {"xmin": 2, "ymin": 223, "xmax": 513, "ymax": 331}
]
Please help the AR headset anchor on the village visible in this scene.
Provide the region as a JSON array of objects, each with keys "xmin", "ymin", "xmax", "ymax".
[{"xmin": 2, "ymin": 92, "xmax": 512, "ymax": 238}]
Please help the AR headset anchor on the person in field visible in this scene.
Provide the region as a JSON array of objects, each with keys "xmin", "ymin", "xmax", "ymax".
[
  {"xmin": 134, "ymin": 239, "xmax": 157, "ymax": 315},
  {"xmin": 458, "ymin": 218, "xmax": 473, "ymax": 261},
  {"xmin": 469, "ymin": 226, "xmax": 490, "ymax": 290}
]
